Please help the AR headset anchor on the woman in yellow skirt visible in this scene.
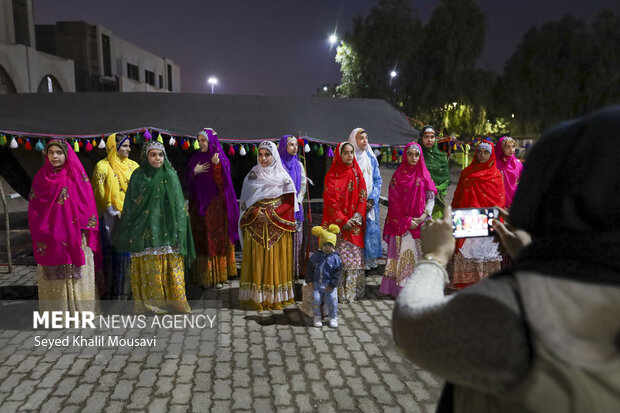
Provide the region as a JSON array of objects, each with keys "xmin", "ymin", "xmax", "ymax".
[
  {"xmin": 114, "ymin": 141, "xmax": 195, "ymax": 313},
  {"xmin": 239, "ymin": 141, "xmax": 297, "ymax": 310}
]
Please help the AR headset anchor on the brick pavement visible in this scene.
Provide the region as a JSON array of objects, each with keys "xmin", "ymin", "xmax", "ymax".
[
  {"xmin": 0, "ymin": 265, "xmax": 443, "ymax": 413},
  {"xmin": 0, "ymin": 164, "xmax": 463, "ymax": 412}
]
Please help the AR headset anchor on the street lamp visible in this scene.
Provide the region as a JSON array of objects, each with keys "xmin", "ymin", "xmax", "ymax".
[
  {"xmin": 208, "ymin": 77, "xmax": 218, "ymax": 94},
  {"xmin": 328, "ymin": 34, "xmax": 338, "ymax": 46},
  {"xmin": 323, "ymin": 86, "xmax": 328, "ymax": 92},
  {"xmin": 390, "ymin": 70, "xmax": 397, "ymax": 79}
]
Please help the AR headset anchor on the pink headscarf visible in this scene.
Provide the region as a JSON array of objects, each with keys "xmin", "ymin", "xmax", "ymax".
[
  {"xmin": 384, "ymin": 142, "xmax": 437, "ymax": 239},
  {"xmin": 495, "ymin": 136, "xmax": 523, "ymax": 208},
  {"xmin": 28, "ymin": 139, "xmax": 100, "ymax": 277}
]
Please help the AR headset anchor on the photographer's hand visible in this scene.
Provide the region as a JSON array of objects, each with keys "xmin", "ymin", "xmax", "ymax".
[{"xmin": 492, "ymin": 207, "xmax": 531, "ymax": 259}]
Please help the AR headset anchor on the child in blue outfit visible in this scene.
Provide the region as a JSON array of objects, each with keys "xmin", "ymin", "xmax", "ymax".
[{"xmin": 306, "ymin": 225, "xmax": 343, "ymax": 328}]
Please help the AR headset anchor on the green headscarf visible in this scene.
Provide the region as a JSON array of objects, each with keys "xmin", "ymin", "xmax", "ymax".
[
  {"xmin": 114, "ymin": 142, "xmax": 195, "ymax": 262},
  {"xmin": 419, "ymin": 127, "xmax": 450, "ymax": 218}
]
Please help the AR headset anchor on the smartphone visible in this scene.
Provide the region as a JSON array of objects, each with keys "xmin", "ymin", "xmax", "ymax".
[{"xmin": 451, "ymin": 207, "xmax": 500, "ymax": 238}]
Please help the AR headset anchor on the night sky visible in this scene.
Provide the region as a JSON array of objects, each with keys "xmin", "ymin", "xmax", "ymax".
[{"xmin": 33, "ymin": 0, "xmax": 620, "ymax": 96}]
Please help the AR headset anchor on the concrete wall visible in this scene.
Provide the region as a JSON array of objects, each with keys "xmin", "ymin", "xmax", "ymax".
[{"xmin": 0, "ymin": 43, "xmax": 75, "ymax": 92}]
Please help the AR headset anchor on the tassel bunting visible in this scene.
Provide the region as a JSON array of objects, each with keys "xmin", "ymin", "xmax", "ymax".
[
  {"xmin": 240, "ymin": 145, "xmax": 247, "ymax": 156},
  {"xmin": 304, "ymin": 143, "xmax": 311, "ymax": 153},
  {"xmin": 327, "ymin": 146, "xmax": 334, "ymax": 158},
  {"xmin": 24, "ymin": 140, "xmax": 32, "ymax": 150},
  {"xmin": 73, "ymin": 140, "xmax": 80, "ymax": 153},
  {"xmin": 157, "ymin": 133, "xmax": 164, "ymax": 143},
  {"xmin": 86, "ymin": 141, "xmax": 93, "ymax": 152},
  {"xmin": 169, "ymin": 136, "xmax": 176, "ymax": 146},
  {"xmin": 9, "ymin": 137, "xmax": 18, "ymax": 148}
]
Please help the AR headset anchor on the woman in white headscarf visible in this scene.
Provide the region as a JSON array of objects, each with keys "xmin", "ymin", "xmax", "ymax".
[
  {"xmin": 347, "ymin": 128, "xmax": 382, "ymax": 270},
  {"xmin": 239, "ymin": 141, "xmax": 298, "ymax": 310}
]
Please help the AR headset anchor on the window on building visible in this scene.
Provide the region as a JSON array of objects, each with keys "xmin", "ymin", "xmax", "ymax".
[
  {"xmin": 12, "ymin": 0, "xmax": 31, "ymax": 46},
  {"xmin": 167, "ymin": 64, "xmax": 172, "ymax": 91},
  {"xmin": 159, "ymin": 75, "xmax": 163, "ymax": 89},
  {"xmin": 37, "ymin": 75, "xmax": 63, "ymax": 93},
  {"xmin": 127, "ymin": 63, "xmax": 139, "ymax": 81},
  {"xmin": 102, "ymin": 34, "xmax": 112, "ymax": 76},
  {"xmin": 145, "ymin": 70, "xmax": 155, "ymax": 86}
]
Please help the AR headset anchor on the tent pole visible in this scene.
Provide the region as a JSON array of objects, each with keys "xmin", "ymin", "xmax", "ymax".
[{"xmin": 0, "ymin": 180, "xmax": 12, "ymax": 273}]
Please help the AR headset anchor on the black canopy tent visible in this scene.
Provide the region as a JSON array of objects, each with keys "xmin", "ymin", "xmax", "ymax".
[{"xmin": 0, "ymin": 93, "xmax": 419, "ymax": 197}]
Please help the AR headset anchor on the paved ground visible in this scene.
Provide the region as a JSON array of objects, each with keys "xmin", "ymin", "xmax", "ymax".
[
  {"xmin": 0, "ymin": 164, "xmax": 463, "ymax": 412},
  {"xmin": 0, "ymin": 266, "xmax": 443, "ymax": 413}
]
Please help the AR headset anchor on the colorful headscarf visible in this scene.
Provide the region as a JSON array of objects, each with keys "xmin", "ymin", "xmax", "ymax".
[
  {"xmin": 28, "ymin": 139, "xmax": 100, "ymax": 277},
  {"xmin": 452, "ymin": 141, "xmax": 505, "ymax": 211},
  {"xmin": 239, "ymin": 141, "xmax": 298, "ymax": 215},
  {"xmin": 418, "ymin": 130, "xmax": 450, "ymax": 198},
  {"xmin": 322, "ymin": 142, "xmax": 367, "ymax": 248},
  {"xmin": 187, "ymin": 128, "xmax": 240, "ymax": 244},
  {"xmin": 347, "ymin": 127, "xmax": 377, "ymax": 197},
  {"xmin": 384, "ymin": 142, "xmax": 437, "ymax": 239},
  {"xmin": 495, "ymin": 136, "xmax": 523, "ymax": 208},
  {"xmin": 114, "ymin": 141, "xmax": 195, "ymax": 261},
  {"xmin": 278, "ymin": 135, "xmax": 304, "ymax": 222},
  {"xmin": 93, "ymin": 133, "xmax": 139, "ymax": 214}
]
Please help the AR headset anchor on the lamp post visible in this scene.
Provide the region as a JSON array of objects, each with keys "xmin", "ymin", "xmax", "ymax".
[{"xmin": 208, "ymin": 77, "xmax": 218, "ymax": 94}]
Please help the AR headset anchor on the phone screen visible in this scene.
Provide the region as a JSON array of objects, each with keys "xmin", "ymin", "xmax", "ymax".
[{"xmin": 451, "ymin": 207, "xmax": 500, "ymax": 238}]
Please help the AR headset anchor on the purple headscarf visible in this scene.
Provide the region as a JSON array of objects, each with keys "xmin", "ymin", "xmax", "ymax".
[
  {"xmin": 495, "ymin": 136, "xmax": 523, "ymax": 208},
  {"xmin": 187, "ymin": 128, "xmax": 240, "ymax": 243},
  {"xmin": 278, "ymin": 135, "xmax": 304, "ymax": 222}
]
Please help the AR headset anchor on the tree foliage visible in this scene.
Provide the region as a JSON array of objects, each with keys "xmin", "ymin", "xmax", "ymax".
[{"xmin": 335, "ymin": 1, "xmax": 620, "ymax": 138}]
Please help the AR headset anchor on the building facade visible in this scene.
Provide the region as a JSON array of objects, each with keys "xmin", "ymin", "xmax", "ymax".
[
  {"xmin": 36, "ymin": 21, "xmax": 181, "ymax": 93},
  {"xmin": 0, "ymin": 0, "xmax": 75, "ymax": 93}
]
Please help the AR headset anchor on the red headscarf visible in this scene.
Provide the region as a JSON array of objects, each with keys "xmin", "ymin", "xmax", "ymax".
[
  {"xmin": 322, "ymin": 142, "xmax": 367, "ymax": 248},
  {"xmin": 28, "ymin": 139, "xmax": 100, "ymax": 274},
  {"xmin": 384, "ymin": 142, "xmax": 437, "ymax": 239},
  {"xmin": 452, "ymin": 141, "xmax": 505, "ymax": 248}
]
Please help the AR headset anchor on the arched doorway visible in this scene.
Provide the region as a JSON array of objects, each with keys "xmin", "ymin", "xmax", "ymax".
[
  {"xmin": 0, "ymin": 66, "xmax": 17, "ymax": 94},
  {"xmin": 37, "ymin": 75, "xmax": 63, "ymax": 93}
]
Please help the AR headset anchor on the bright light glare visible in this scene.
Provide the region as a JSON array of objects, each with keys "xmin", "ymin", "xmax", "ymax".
[
  {"xmin": 390, "ymin": 70, "xmax": 397, "ymax": 78},
  {"xmin": 323, "ymin": 86, "xmax": 328, "ymax": 92},
  {"xmin": 329, "ymin": 34, "xmax": 338, "ymax": 45},
  {"xmin": 208, "ymin": 77, "xmax": 218, "ymax": 85}
]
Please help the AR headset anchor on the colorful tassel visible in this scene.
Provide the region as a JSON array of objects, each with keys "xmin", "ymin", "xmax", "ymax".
[
  {"xmin": 228, "ymin": 145, "xmax": 235, "ymax": 156},
  {"xmin": 98, "ymin": 138, "xmax": 106, "ymax": 149},
  {"xmin": 252, "ymin": 145, "xmax": 258, "ymax": 156},
  {"xmin": 182, "ymin": 140, "xmax": 189, "ymax": 150},
  {"xmin": 193, "ymin": 139, "xmax": 199, "ymax": 150},
  {"xmin": 304, "ymin": 143, "xmax": 310, "ymax": 153},
  {"xmin": 78, "ymin": 139, "xmax": 84, "ymax": 147},
  {"xmin": 73, "ymin": 140, "xmax": 79, "ymax": 153},
  {"xmin": 169, "ymin": 136, "xmax": 176, "ymax": 146},
  {"xmin": 24, "ymin": 140, "xmax": 32, "ymax": 150},
  {"xmin": 86, "ymin": 141, "xmax": 93, "ymax": 152},
  {"xmin": 0, "ymin": 135, "xmax": 6, "ymax": 146},
  {"xmin": 144, "ymin": 130, "xmax": 152, "ymax": 141},
  {"xmin": 327, "ymin": 146, "xmax": 334, "ymax": 157},
  {"xmin": 18, "ymin": 137, "xmax": 24, "ymax": 145},
  {"xmin": 9, "ymin": 137, "xmax": 18, "ymax": 148},
  {"xmin": 240, "ymin": 145, "xmax": 247, "ymax": 156},
  {"xmin": 317, "ymin": 145, "xmax": 324, "ymax": 156},
  {"xmin": 35, "ymin": 140, "xmax": 45, "ymax": 151},
  {"xmin": 157, "ymin": 133, "xmax": 164, "ymax": 143}
]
